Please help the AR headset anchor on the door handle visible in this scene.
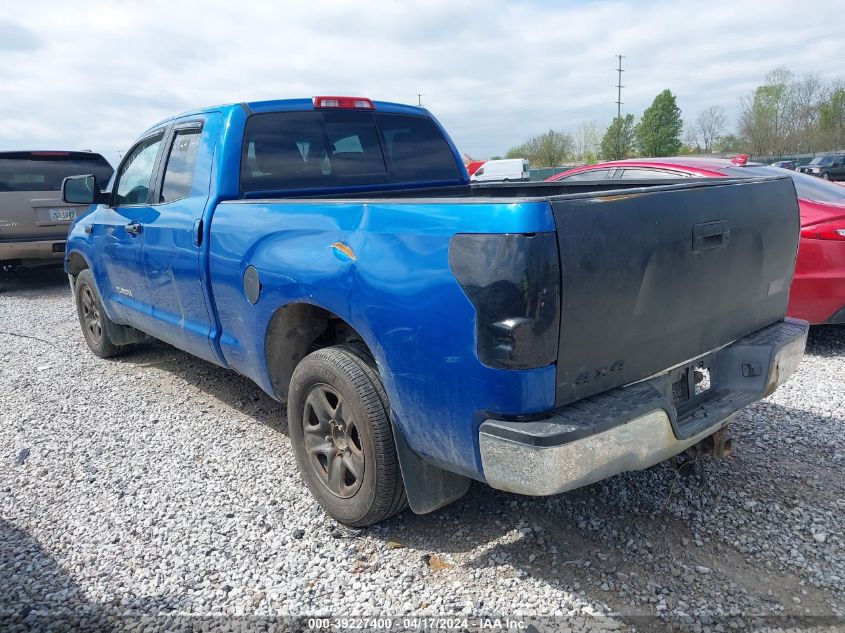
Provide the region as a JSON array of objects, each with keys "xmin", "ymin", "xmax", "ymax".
[
  {"xmin": 125, "ymin": 221, "xmax": 143, "ymax": 236},
  {"xmin": 192, "ymin": 218, "xmax": 203, "ymax": 247},
  {"xmin": 692, "ymin": 220, "xmax": 730, "ymax": 253}
]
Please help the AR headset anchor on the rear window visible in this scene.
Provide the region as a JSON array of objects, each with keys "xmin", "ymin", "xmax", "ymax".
[
  {"xmin": 558, "ymin": 168, "xmax": 615, "ymax": 181},
  {"xmin": 240, "ymin": 110, "xmax": 461, "ymax": 193},
  {"xmin": 723, "ymin": 166, "xmax": 845, "ymax": 205},
  {"xmin": 618, "ymin": 168, "xmax": 689, "ymax": 179},
  {"xmin": 160, "ymin": 130, "xmax": 201, "ymax": 203},
  {"xmin": 0, "ymin": 152, "xmax": 113, "ymax": 192}
]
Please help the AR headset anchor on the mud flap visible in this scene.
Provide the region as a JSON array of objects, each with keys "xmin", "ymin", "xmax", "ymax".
[{"xmin": 391, "ymin": 418, "xmax": 471, "ymax": 514}]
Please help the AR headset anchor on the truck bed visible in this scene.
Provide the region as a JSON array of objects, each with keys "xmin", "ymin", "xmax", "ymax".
[
  {"xmin": 230, "ymin": 176, "xmax": 801, "ymax": 409},
  {"xmin": 256, "ymin": 176, "xmax": 738, "ymax": 200}
]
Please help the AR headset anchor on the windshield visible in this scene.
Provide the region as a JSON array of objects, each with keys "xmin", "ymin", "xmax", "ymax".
[
  {"xmin": 809, "ymin": 156, "xmax": 834, "ymax": 166},
  {"xmin": 723, "ymin": 165, "xmax": 845, "ymax": 205},
  {"xmin": 240, "ymin": 110, "xmax": 462, "ymax": 193},
  {"xmin": 0, "ymin": 152, "xmax": 113, "ymax": 192}
]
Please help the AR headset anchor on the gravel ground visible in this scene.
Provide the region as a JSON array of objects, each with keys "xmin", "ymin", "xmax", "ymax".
[{"xmin": 1, "ymin": 267, "xmax": 843, "ymax": 632}]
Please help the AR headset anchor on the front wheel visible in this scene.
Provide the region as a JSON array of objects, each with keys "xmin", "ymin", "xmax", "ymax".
[
  {"xmin": 821, "ymin": 172, "xmax": 831, "ymax": 180},
  {"xmin": 288, "ymin": 344, "xmax": 407, "ymax": 526},
  {"xmin": 74, "ymin": 269, "xmax": 120, "ymax": 358}
]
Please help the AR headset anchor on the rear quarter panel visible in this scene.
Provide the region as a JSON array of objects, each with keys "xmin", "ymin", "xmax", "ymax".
[{"xmin": 208, "ymin": 198, "xmax": 556, "ymax": 479}]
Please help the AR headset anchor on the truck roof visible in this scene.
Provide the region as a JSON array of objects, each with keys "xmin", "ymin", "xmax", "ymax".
[{"xmin": 140, "ymin": 97, "xmax": 431, "ymax": 138}]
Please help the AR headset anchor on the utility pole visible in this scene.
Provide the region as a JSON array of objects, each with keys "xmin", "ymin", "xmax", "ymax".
[
  {"xmin": 615, "ymin": 54, "xmax": 624, "ymax": 119},
  {"xmin": 415, "ymin": 93, "xmax": 424, "ymax": 106}
]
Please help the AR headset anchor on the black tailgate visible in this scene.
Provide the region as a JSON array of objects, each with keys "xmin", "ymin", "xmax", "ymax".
[{"xmin": 551, "ymin": 177, "xmax": 800, "ymax": 406}]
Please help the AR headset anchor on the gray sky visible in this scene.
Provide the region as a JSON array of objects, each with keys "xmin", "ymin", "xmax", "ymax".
[{"xmin": 1, "ymin": 0, "xmax": 844, "ymax": 165}]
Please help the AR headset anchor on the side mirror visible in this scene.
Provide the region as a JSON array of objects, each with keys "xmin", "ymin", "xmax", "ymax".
[{"xmin": 62, "ymin": 174, "xmax": 108, "ymax": 205}]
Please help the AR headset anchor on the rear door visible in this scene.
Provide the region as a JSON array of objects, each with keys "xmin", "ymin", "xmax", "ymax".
[
  {"xmin": 140, "ymin": 114, "xmax": 221, "ymax": 363},
  {"xmin": 91, "ymin": 131, "xmax": 166, "ymax": 325},
  {"xmin": 550, "ymin": 177, "xmax": 800, "ymax": 406},
  {"xmin": 0, "ymin": 152, "xmax": 113, "ymax": 242}
]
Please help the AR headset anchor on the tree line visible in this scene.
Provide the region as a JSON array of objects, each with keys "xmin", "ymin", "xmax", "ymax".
[{"xmin": 503, "ymin": 68, "xmax": 845, "ymax": 167}]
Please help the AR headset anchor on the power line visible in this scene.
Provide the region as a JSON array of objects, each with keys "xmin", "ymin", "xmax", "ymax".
[
  {"xmin": 615, "ymin": 54, "xmax": 624, "ymax": 118},
  {"xmin": 514, "ymin": 50, "xmax": 845, "ymax": 124},
  {"xmin": 552, "ymin": 31, "xmax": 845, "ymax": 93},
  {"xmin": 466, "ymin": 42, "xmax": 845, "ymax": 147}
]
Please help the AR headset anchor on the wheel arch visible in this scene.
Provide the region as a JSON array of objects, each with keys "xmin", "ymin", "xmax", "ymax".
[
  {"xmin": 66, "ymin": 249, "xmax": 91, "ymax": 277},
  {"xmin": 264, "ymin": 299, "xmax": 471, "ymax": 517},
  {"xmin": 263, "ymin": 301, "xmax": 378, "ymax": 402}
]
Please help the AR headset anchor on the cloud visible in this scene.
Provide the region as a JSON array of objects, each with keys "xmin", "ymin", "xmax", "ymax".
[
  {"xmin": 1, "ymin": 0, "xmax": 844, "ymax": 164},
  {"xmin": 0, "ymin": 18, "xmax": 41, "ymax": 52}
]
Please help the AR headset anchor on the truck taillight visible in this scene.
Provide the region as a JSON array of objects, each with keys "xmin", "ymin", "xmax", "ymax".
[
  {"xmin": 313, "ymin": 96, "xmax": 375, "ymax": 110},
  {"xmin": 800, "ymin": 221, "xmax": 845, "ymax": 241},
  {"xmin": 449, "ymin": 233, "xmax": 560, "ymax": 370}
]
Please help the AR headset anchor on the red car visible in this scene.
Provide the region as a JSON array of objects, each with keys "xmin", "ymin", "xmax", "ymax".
[{"xmin": 547, "ymin": 157, "xmax": 845, "ymax": 325}]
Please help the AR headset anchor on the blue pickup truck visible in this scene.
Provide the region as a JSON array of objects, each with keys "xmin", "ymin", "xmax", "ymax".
[{"xmin": 62, "ymin": 96, "xmax": 808, "ymax": 526}]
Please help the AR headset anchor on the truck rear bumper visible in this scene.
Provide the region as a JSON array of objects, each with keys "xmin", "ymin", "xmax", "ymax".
[
  {"xmin": 0, "ymin": 239, "xmax": 66, "ymax": 263},
  {"xmin": 479, "ymin": 318, "xmax": 808, "ymax": 496}
]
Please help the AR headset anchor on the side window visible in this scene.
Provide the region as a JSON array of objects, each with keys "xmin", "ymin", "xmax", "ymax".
[
  {"xmin": 618, "ymin": 168, "xmax": 687, "ymax": 179},
  {"xmin": 160, "ymin": 130, "xmax": 202, "ymax": 203},
  {"xmin": 560, "ymin": 169, "xmax": 614, "ymax": 181},
  {"xmin": 114, "ymin": 136, "xmax": 163, "ymax": 206}
]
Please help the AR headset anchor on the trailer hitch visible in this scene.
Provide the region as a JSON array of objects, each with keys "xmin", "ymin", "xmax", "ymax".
[
  {"xmin": 673, "ymin": 426, "xmax": 733, "ymax": 486},
  {"xmin": 693, "ymin": 426, "xmax": 733, "ymax": 459}
]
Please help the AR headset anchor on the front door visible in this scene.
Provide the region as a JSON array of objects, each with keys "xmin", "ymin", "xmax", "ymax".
[{"xmin": 91, "ymin": 132, "xmax": 166, "ymax": 326}]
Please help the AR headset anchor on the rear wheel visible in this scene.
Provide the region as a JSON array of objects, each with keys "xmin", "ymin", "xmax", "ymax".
[
  {"xmin": 74, "ymin": 269, "xmax": 120, "ymax": 358},
  {"xmin": 288, "ymin": 344, "xmax": 406, "ymax": 526}
]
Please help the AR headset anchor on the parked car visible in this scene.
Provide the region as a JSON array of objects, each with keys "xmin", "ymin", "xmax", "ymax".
[
  {"xmin": 465, "ymin": 160, "xmax": 485, "ymax": 177},
  {"xmin": 62, "ymin": 97, "xmax": 807, "ymax": 526},
  {"xmin": 470, "ymin": 158, "xmax": 529, "ymax": 182},
  {"xmin": 796, "ymin": 154, "xmax": 845, "ymax": 180},
  {"xmin": 0, "ymin": 151, "xmax": 113, "ymax": 268},
  {"xmin": 770, "ymin": 160, "xmax": 797, "ymax": 170},
  {"xmin": 548, "ymin": 157, "xmax": 845, "ymax": 325}
]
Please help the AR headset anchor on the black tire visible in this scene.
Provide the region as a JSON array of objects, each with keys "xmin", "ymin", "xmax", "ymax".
[
  {"xmin": 821, "ymin": 171, "xmax": 830, "ymax": 180},
  {"xmin": 288, "ymin": 344, "xmax": 407, "ymax": 526},
  {"xmin": 74, "ymin": 269, "xmax": 120, "ymax": 358}
]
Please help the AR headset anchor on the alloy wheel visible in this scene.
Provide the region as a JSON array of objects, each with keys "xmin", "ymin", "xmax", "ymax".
[
  {"xmin": 302, "ymin": 384, "xmax": 365, "ymax": 498},
  {"xmin": 80, "ymin": 285, "xmax": 103, "ymax": 344}
]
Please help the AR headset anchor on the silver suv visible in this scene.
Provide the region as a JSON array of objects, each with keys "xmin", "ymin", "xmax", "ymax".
[{"xmin": 0, "ymin": 151, "xmax": 113, "ymax": 267}]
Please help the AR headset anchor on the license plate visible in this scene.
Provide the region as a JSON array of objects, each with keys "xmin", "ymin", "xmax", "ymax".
[{"xmin": 48, "ymin": 208, "xmax": 76, "ymax": 222}]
